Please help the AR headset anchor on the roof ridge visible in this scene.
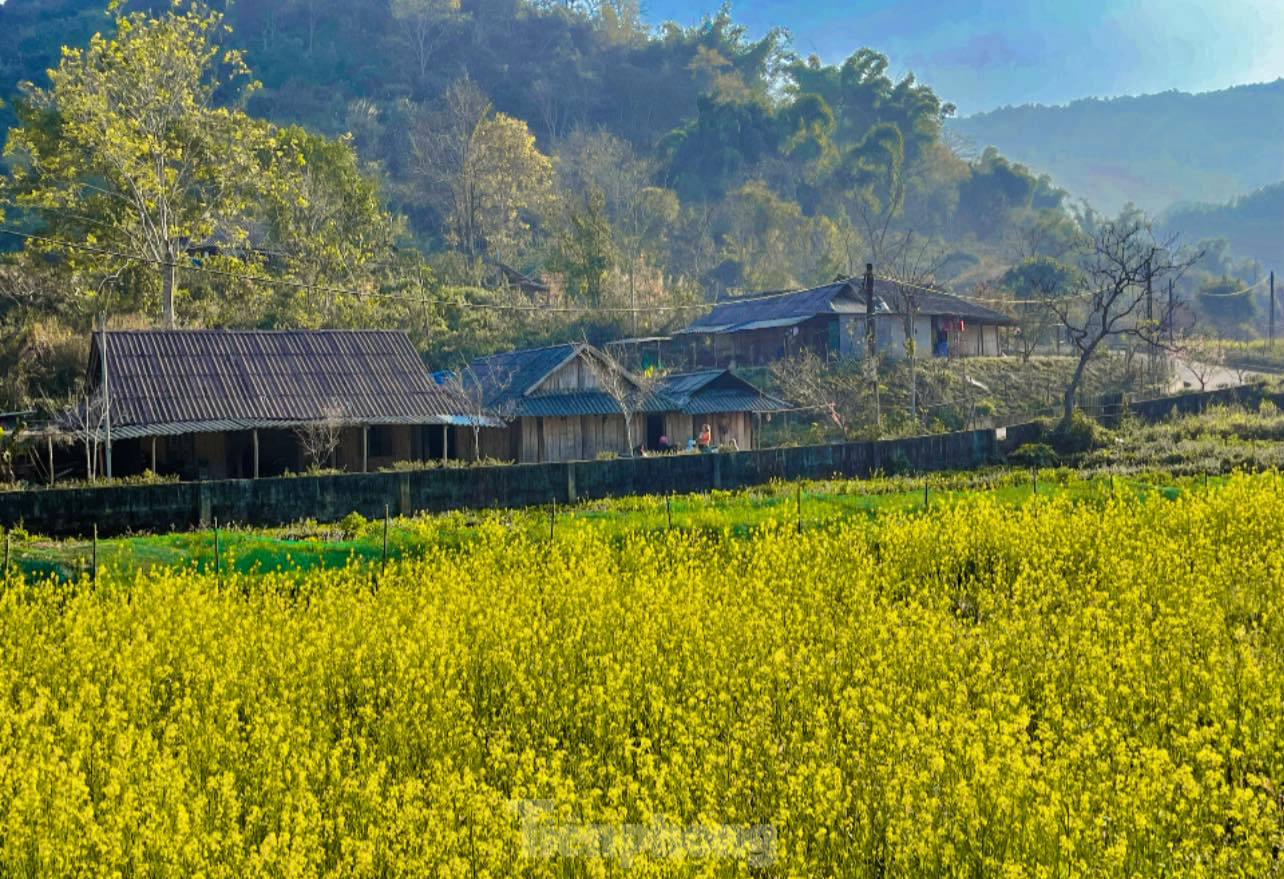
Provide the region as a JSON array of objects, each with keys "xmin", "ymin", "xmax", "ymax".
[{"xmin": 101, "ymin": 327, "xmax": 407, "ymax": 335}]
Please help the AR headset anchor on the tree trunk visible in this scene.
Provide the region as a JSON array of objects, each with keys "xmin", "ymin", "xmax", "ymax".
[
  {"xmin": 1063, "ymin": 353, "xmax": 1092, "ymax": 424},
  {"xmin": 162, "ymin": 241, "xmax": 177, "ymax": 328}
]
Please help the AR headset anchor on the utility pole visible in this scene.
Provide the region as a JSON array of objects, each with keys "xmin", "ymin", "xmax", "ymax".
[
  {"xmin": 863, "ymin": 263, "xmax": 876, "ymax": 359},
  {"xmin": 98, "ymin": 314, "xmax": 113, "ymax": 480},
  {"xmin": 1167, "ymin": 279, "xmax": 1175, "ymax": 346},
  {"xmin": 1271, "ymin": 270, "xmax": 1276, "ymax": 349},
  {"xmin": 1144, "ymin": 257, "xmax": 1154, "ymax": 393},
  {"xmin": 863, "ymin": 263, "xmax": 881, "ymax": 433}
]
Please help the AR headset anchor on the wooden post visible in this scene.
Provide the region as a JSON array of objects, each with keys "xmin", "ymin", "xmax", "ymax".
[
  {"xmin": 99, "ymin": 315, "xmax": 113, "ymax": 481},
  {"xmin": 441, "ymin": 424, "xmax": 449, "ymax": 463},
  {"xmin": 382, "ymin": 505, "xmax": 389, "ymax": 572},
  {"xmin": 251, "ymin": 430, "xmax": 259, "ymax": 479},
  {"xmin": 796, "ymin": 482, "xmax": 802, "ymax": 534},
  {"xmin": 362, "ymin": 425, "xmax": 369, "ymax": 474},
  {"xmin": 151, "ymin": 436, "xmax": 158, "ymax": 474},
  {"xmin": 1032, "ymin": 468, "xmax": 1038, "ymax": 496},
  {"xmin": 213, "ymin": 517, "xmax": 220, "ymax": 578},
  {"xmin": 923, "ymin": 477, "xmax": 929, "ymax": 511},
  {"xmin": 47, "ymin": 435, "xmax": 54, "ymax": 487},
  {"xmin": 92, "ymin": 524, "xmax": 98, "ymax": 582}
]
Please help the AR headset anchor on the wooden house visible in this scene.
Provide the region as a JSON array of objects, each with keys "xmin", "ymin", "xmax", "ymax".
[
  {"xmin": 454, "ymin": 343, "xmax": 789, "ymax": 463},
  {"xmin": 65, "ymin": 329, "xmax": 495, "ymax": 481},
  {"xmin": 675, "ymin": 278, "xmax": 1014, "ymax": 368}
]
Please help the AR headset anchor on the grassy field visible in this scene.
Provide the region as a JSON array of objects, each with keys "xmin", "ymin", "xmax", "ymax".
[
  {"xmin": 1, "ymin": 471, "xmax": 1281, "ymax": 876},
  {"xmin": 9, "ymin": 399, "xmax": 1278, "ymax": 582},
  {"xmin": 4, "ymin": 468, "xmax": 1205, "ymax": 582}
]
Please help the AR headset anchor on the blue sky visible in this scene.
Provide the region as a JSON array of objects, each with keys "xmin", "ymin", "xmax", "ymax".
[{"xmin": 643, "ymin": 0, "xmax": 1284, "ymax": 115}]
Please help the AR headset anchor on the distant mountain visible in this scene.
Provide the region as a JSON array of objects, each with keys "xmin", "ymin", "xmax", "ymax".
[
  {"xmin": 1159, "ymin": 183, "xmax": 1283, "ymax": 270},
  {"xmin": 948, "ymin": 80, "xmax": 1284, "ymax": 216}
]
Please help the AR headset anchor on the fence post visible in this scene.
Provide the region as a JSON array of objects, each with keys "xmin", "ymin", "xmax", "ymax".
[
  {"xmin": 92, "ymin": 524, "xmax": 98, "ymax": 583},
  {"xmin": 213, "ymin": 517, "xmax": 220, "ymax": 578},
  {"xmin": 1032, "ymin": 468, "xmax": 1038, "ymax": 497},
  {"xmin": 923, "ymin": 478, "xmax": 929, "ymax": 511},
  {"xmin": 382, "ymin": 505, "xmax": 390, "ymax": 572},
  {"xmin": 549, "ymin": 499, "xmax": 556, "ymax": 540},
  {"xmin": 796, "ymin": 481, "xmax": 802, "ymax": 534}
]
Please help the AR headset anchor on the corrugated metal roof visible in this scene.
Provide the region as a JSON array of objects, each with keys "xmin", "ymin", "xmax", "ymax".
[
  {"xmin": 657, "ymin": 370, "xmax": 791, "ymax": 415},
  {"xmin": 677, "ymin": 278, "xmax": 1013, "ymax": 335},
  {"xmin": 466, "ymin": 344, "xmax": 582, "ymax": 408},
  {"xmin": 510, "ymin": 391, "xmax": 626, "ymax": 418},
  {"xmin": 679, "ymin": 391, "xmax": 790, "ymax": 415},
  {"xmin": 459, "ymin": 347, "xmax": 790, "ymax": 419},
  {"xmin": 79, "ymin": 329, "xmax": 486, "ymax": 435},
  {"xmin": 678, "ymin": 281, "xmax": 862, "ymax": 335},
  {"xmin": 84, "ymin": 412, "xmax": 500, "ymax": 443}
]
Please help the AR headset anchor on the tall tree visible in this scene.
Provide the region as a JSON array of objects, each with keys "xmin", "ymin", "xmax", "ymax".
[
  {"xmin": 410, "ymin": 78, "xmax": 553, "ymax": 270},
  {"xmin": 1051, "ymin": 218, "xmax": 1196, "ymax": 423},
  {"xmin": 4, "ymin": 2, "xmax": 266, "ymax": 327},
  {"xmin": 390, "ymin": 0, "xmax": 464, "ymax": 91},
  {"xmin": 259, "ymin": 125, "xmax": 398, "ymax": 326},
  {"xmin": 549, "ymin": 187, "xmax": 612, "ymax": 307}
]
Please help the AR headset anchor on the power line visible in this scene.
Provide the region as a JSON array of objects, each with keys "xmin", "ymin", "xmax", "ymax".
[
  {"xmin": 0, "ymin": 226, "xmax": 813, "ymax": 316},
  {"xmin": 1192, "ymin": 276, "xmax": 1269, "ymax": 298}
]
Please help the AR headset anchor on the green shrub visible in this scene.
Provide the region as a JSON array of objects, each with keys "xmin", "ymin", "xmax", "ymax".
[
  {"xmin": 339, "ymin": 511, "xmax": 367, "ymax": 541},
  {"xmin": 1031, "ymin": 412, "xmax": 1109, "ymax": 455},
  {"xmin": 1008, "ymin": 442, "xmax": 1060, "ymax": 469}
]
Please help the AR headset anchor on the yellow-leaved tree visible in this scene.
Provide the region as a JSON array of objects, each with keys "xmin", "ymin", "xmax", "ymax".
[{"xmin": 4, "ymin": 2, "xmax": 267, "ymax": 327}]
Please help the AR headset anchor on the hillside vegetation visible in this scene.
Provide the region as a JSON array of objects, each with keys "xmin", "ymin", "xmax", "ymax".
[{"xmin": 0, "ymin": 0, "xmax": 1085, "ymax": 407}]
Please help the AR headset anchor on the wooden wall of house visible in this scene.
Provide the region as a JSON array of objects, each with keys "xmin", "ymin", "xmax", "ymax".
[
  {"xmin": 514, "ymin": 413, "xmax": 647, "ymax": 463},
  {"xmin": 955, "ymin": 323, "xmax": 1001, "ymax": 356},
  {"xmin": 454, "ymin": 426, "xmax": 513, "ymax": 462},
  {"xmin": 664, "ymin": 413, "xmax": 694, "ymax": 447},
  {"xmin": 540, "ymin": 356, "xmax": 605, "ymax": 392},
  {"xmin": 707, "ymin": 412, "xmax": 752, "ymax": 450}
]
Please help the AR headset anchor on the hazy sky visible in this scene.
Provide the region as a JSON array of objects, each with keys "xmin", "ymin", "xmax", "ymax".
[{"xmin": 644, "ymin": 0, "xmax": 1284, "ymax": 115}]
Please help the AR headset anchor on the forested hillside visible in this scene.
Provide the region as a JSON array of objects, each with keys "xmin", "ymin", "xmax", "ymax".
[
  {"xmin": 1159, "ymin": 183, "xmax": 1283, "ymax": 270},
  {"xmin": 949, "ymin": 80, "xmax": 1284, "ymax": 215},
  {"xmin": 2, "ymin": 0, "xmax": 1261, "ymax": 413}
]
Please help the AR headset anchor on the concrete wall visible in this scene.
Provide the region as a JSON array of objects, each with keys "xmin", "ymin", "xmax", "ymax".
[
  {"xmin": 1, "ymin": 429, "xmax": 997, "ymax": 537},
  {"xmin": 10, "ymin": 384, "xmax": 1275, "ymax": 538}
]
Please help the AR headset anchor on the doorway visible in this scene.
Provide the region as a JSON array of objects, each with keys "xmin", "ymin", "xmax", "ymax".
[{"xmin": 645, "ymin": 414, "xmax": 665, "ymax": 451}]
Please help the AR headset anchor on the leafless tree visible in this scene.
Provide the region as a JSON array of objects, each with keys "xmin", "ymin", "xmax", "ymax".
[
  {"xmin": 440, "ymin": 361, "xmax": 514, "ymax": 461},
  {"xmin": 1178, "ymin": 335, "xmax": 1226, "ymax": 392},
  {"xmin": 583, "ymin": 344, "xmax": 661, "ymax": 456},
  {"xmin": 769, "ymin": 350, "xmax": 850, "ymax": 436},
  {"xmin": 294, "ymin": 403, "xmax": 345, "ymax": 471},
  {"xmin": 390, "ymin": 0, "xmax": 465, "ymax": 88},
  {"xmin": 884, "ymin": 234, "xmax": 949, "ymax": 425},
  {"xmin": 50, "ymin": 385, "xmax": 108, "ymax": 483},
  {"xmin": 1050, "ymin": 218, "xmax": 1199, "ymax": 423}
]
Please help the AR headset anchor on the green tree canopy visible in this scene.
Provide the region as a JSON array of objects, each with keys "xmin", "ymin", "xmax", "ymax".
[{"xmin": 4, "ymin": 1, "xmax": 266, "ymax": 327}]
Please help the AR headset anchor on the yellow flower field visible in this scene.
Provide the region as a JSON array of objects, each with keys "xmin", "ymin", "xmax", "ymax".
[{"xmin": 1, "ymin": 474, "xmax": 1282, "ymax": 877}]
